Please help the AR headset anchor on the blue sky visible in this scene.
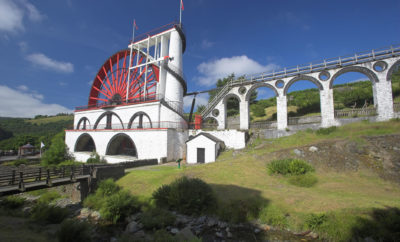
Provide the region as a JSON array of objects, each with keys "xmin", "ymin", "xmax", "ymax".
[{"xmin": 0, "ymin": 0, "xmax": 399, "ymax": 117}]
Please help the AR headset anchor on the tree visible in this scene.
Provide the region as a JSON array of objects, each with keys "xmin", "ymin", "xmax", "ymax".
[
  {"xmin": 196, "ymin": 105, "xmax": 205, "ymax": 114},
  {"xmin": 41, "ymin": 132, "xmax": 72, "ymax": 166}
]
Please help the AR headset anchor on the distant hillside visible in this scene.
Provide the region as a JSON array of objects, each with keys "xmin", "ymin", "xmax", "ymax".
[{"xmin": 0, "ymin": 114, "xmax": 73, "ymax": 150}]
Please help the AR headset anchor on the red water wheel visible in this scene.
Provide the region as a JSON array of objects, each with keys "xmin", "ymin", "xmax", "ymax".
[{"xmin": 88, "ymin": 49, "xmax": 160, "ymax": 107}]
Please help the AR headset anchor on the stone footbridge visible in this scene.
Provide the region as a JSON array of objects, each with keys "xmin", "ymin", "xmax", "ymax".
[{"xmin": 201, "ymin": 45, "xmax": 400, "ymax": 130}]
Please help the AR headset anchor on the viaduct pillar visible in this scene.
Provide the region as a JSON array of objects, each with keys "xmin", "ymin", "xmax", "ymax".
[{"xmin": 277, "ymin": 95, "xmax": 288, "ymax": 130}]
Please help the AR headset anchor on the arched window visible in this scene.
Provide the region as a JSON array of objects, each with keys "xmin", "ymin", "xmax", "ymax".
[
  {"xmin": 128, "ymin": 112, "xmax": 152, "ymax": 129},
  {"xmin": 94, "ymin": 111, "xmax": 124, "ymax": 129}
]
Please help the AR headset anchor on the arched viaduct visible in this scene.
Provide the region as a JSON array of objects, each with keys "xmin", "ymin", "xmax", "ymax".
[{"xmin": 201, "ymin": 46, "xmax": 400, "ymax": 130}]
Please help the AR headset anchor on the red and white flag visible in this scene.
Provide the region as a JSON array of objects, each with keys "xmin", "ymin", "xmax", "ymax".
[
  {"xmin": 133, "ymin": 19, "xmax": 138, "ymax": 30},
  {"xmin": 181, "ymin": 0, "xmax": 184, "ymax": 10}
]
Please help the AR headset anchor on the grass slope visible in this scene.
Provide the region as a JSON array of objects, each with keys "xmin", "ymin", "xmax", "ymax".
[{"xmin": 118, "ymin": 120, "xmax": 400, "ymax": 241}]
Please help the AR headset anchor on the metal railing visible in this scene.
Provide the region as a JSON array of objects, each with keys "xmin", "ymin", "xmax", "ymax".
[
  {"xmin": 71, "ymin": 121, "xmax": 188, "ymax": 131},
  {"xmin": 334, "ymin": 107, "xmax": 377, "ymax": 118},
  {"xmin": 75, "ymin": 94, "xmax": 161, "ymax": 111},
  {"xmin": 130, "ymin": 22, "xmax": 180, "ymax": 44},
  {"xmin": 394, "ymin": 102, "xmax": 400, "ymax": 112},
  {"xmin": 201, "ymin": 44, "xmax": 400, "ymax": 117}
]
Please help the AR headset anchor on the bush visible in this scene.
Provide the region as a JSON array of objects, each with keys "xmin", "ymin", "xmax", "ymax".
[
  {"xmin": 31, "ymin": 203, "xmax": 69, "ymax": 224},
  {"xmin": 152, "ymin": 176, "xmax": 216, "ymax": 215},
  {"xmin": 57, "ymin": 219, "xmax": 91, "ymax": 242},
  {"xmin": 218, "ymin": 198, "xmax": 263, "ymax": 223},
  {"xmin": 100, "ymin": 190, "xmax": 139, "ymax": 224},
  {"xmin": 14, "ymin": 159, "xmax": 29, "ymax": 166},
  {"xmin": 86, "ymin": 152, "xmax": 107, "ymax": 164},
  {"xmin": 140, "ymin": 208, "xmax": 176, "ymax": 229},
  {"xmin": 316, "ymin": 126, "xmax": 337, "ymax": 135},
  {"xmin": 37, "ymin": 190, "xmax": 61, "ymax": 204},
  {"xmin": 252, "ymin": 104, "xmax": 266, "ymax": 117},
  {"xmin": 83, "ymin": 179, "xmax": 139, "ymax": 224},
  {"xmin": 41, "ymin": 132, "xmax": 72, "ymax": 166},
  {"xmin": 259, "ymin": 205, "xmax": 288, "ymax": 228},
  {"xmin": 267, "ymin": 158, "xmax": 314, "ymax": 176},
  {"xmin": 153, "ymin": 229, "xmax": 176, "ymax": 242},
  {"xmin": 306, "ymin": 213, "xmax": 327, "ymax": 230},
  {"xmin": 288, "ymin": 173, "xmax": 318, "ymax": 187},
  {"xmin": 0, "ymin": 196, "xmax": 25, "ymax": 209}
]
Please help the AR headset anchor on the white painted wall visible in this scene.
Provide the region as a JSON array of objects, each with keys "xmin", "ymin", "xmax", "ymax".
[
  {"xmin": 189, "ymin": 130, "xmax": 246, "ymax": 149},
  {"xmin": 186, "ymin": 135, "xmax": 216, "ymax": 164}
]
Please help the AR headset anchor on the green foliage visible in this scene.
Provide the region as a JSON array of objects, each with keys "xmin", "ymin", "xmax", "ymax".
[
  {"xmin": 152, "ymin": 176, "xmax": 217, "ymax": 215},
  {"xmin": 252, "ymin": 104, "xmax": 266, "ymax": 117},
  {"xmin": 0, "ymin": 126, "xmax": 12, "ymax": 141},
  {"xmin": 316, "ymin": 126, "xmax": 337, "ymax": 135},
  {"xmin": 41, "ymin": 131, "xmax": 71, "ymax": 166},
  {"xmin": 86, "ymin": 152, "xmax": 107, "ymax": 164},
  {"xmin": 195, "ymin": 105, "xmax": 205, "ymax": 114},
  {"xmin": 57, "ymin": 219, "xmax": 91, "ymax": 242},
  {"xmin": 37, "ymin": 190, "xmax": 61, "ymax": 204},
  {"xmin": 100, "ymin": 190, "xmax": 139, "ymax": 224},
  {"xmin": 83, "ymin": 179, "xmax": 139, "ymax": 224},
  {"xmin": 0, "ymin": 196, "xmax": 25, "ymax": 209},
  {"xmin": 31, "ymin": 203, "xmax": 69, "ymax": 224},
  {"xmin": 140, "ymin": 208, "xmax": 176, "ymax": 229},
  {"xmin": 4, "ymin": 158, "xmax": 30, "ymax": 167},
  {"xmin": 267, "ymin": 158, "xmax": 314, "ymax": 175},
  {"xmin": 218, "ymin": 198, "xmax": 263, "ymax": 223},
  {"xmin": 288, "ymin": 173, "xmax": 318, "ymax": 187},
  {"xmin": 259, "ymin": 205, "xmax": 288, "ymax": 228},
  {"xmin": 305, "ymin": 213, "xmax": 327, "ymax": 230}
]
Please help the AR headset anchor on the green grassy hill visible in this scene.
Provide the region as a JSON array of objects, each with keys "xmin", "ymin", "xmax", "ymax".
[
  {"xmin": 118, "ymin": 120, "xmax": 400, "ymax": 241},
  {"xmin": 0, "ymin": 115, "xmax": 73, "ymax": 150}
]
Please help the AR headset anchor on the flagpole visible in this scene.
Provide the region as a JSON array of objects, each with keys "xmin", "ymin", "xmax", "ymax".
[
  {"xmin": 179, "ymin": 0, "xmax": 182, "ymax": 24},
  {"xmin": 126, "ymin": 20, "xmax": 135, "ymax": 103}
]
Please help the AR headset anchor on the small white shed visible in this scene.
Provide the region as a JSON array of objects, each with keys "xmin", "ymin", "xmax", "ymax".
[{"xmin": 186, "ymin": 133, "xmax": 225, "ymax": 164}]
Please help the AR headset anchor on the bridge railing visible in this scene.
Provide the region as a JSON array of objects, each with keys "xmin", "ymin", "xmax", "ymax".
[
  {"xmin": 201, "ymin": 44, "xmax": 400, "ymax": 117},
  {"xmin": 334, "ymin": 107, "xmax": 377, "ymax": 118},
  {"xmin": 0, "ymin": 165, "xmax": 92, "ymax": 191}
]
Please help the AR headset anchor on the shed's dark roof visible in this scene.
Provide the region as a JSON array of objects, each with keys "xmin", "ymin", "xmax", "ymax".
[
  {"xmin": 186, "ymin": 132, "xmax": 224, "ymax": 144},
  {"xmin": 21, "ymin": 143, "xmax": 35, "ymax": 149}
]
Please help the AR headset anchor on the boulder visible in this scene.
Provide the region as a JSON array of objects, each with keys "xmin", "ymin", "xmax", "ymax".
[
  {"xmin": 125, "ymin": 221, "xmax": 141, "ymax": 234},
  {"xmin": 170, "ymin": 228, "xmax": 179, "ymax": 234},
  {"xmin": 177, "ymin": 226, "xmax": 196, "ymax": 241},
  {"xmin": 309, "ymin": 146, "xmax": 318, "ymax": 152}
]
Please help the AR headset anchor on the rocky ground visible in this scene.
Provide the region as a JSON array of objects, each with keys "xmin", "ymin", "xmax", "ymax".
[{"xmin": 256, "ymin": 134, "xmax": 400, "ymax": 184}]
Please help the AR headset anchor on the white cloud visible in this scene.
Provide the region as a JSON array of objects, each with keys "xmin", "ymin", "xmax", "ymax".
[
  {"xmin": 201, "ymin": 39, "xmax": 214, "ymax": 49},
  {"xmin": 18, "ymin": 41, "xmax": 28, "ymax": 52},
  {"xmin": 0, "ymin": 0, "xmax": 44, "ymax": 34},
  {"xmin": 0, "ymin": 0, "xmax": 24, "ymax": 32},
  {"xmin": 0, "ymin": 85, "xmax": 72, "ymax": 117},
  {"xmin": 17, "ymin": 85, "xmax": 28, "ymax": 91},
  {"xmin": 183, "ymin": 93, "xmax": 209, "ymax": 110},
  {"xmin": 196, "ymin": 55, "xmax": 279, "ymax": 86},
  {"xmin": 25, "ymin": 53, "xmax": 74, "ymax": 73}
]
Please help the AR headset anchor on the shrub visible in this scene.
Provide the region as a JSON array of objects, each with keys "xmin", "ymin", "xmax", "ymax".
[
  {"xmin": 306, "ymin": 213, "xmax": 327, "ymax": 230},
  {"xmin": 41, "ymin": 132, "xmax": 72, "ymax": 166},
  {"xmin": 218, "ymin": 198, "xmax": 263, "ymax": 223},
  {"xmin": 83, "ymin": 179, "xmax": 139, "ymax": 224},
  {"xmin": 316, "ymin": 126, "xmax": 337, "ymax": 135},
  {"xmin": 86, "ymin": 152, "xmax": 106, "ymax": 164},
  {"xmin": 14, "ymin": 159, "xmax": 29, "ymax": 166},
  {"xmin": 153, "ymin": 229, "xmax": 176, "ymax": 242},
  {"xmin": 100, "ymin": 190, "xmax": 139, "ymax": 224},
  {"xmin": 152, "ymin": 176, "xmax": 216, "ymax": 215},
  {"xmin": 267, "ymin": 158, "xmax": 314, "ymax": 176},
  {"xmin": 37, "ymin": 190, "xmax": 61, "ymax": 204},
  {"xmin": 57, "ymin": 219, "xmax": 91, "ymax": 242},
  {"xmin": 288, "ymin": 173, "xmax": 318, "ymax": 187},
  {"xmin": 31, "ymin": 203, "xmax": 69, "ymax": 224},
  {"xmin": 252, "ymin": 105, "xmax": 266, "ymax": 117},
  {"xmin": 0, "ymin": 196, "xmax": 25, "ymax": 209},
  {"xmin": 259, "ymin": 205, "xmax": 288, "ymax": 228},
  {"xmin": 140, "ymin": 208, "xmax": 176, "ymax": 229}
]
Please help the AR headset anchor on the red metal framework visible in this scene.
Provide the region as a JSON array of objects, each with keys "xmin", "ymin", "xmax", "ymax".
[{"xmin": 88, "ymin": 49, "xmax": 160, "ymax": 107}]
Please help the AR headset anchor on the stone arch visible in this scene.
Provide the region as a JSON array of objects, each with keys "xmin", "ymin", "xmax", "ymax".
[
  {"xmin": 76, "ymin": 117, "xmax": 91, "ymax": 130},
  {"xmin": 128, "ymin": 111, "xmax": 152, "ymax": 129},
  {"xmin": 74, "ymin": 133, "xmax": 96, "ymax": 152},
  {"xmin": 203, "ymin": 116, "xmax": 219, "ymax": 128},
  {"xmin": 284, "ymin": 75, "xmax": 323, "ymax": 96},
  {"xmin": 223, "ymin": 93, "xmax": 241, "ymax": 104},
  {"xmin": 387, "ymin": 59, "xmax": 400, "ymax": 82},
  {"xmin": 329, "ymin": 66, "xmax": 379, "ymax": 89},
  {"xmin": 245, "ymin": 83, "xmax": 279, "ymax": 101},
  {"xmin": 93, "ymin": 111, "xmax": 124, "ymax": 129},
  {"xmin": 106, "ymin": 133, "xmax": 137, "ymax": 157}
]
